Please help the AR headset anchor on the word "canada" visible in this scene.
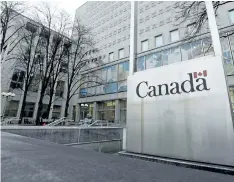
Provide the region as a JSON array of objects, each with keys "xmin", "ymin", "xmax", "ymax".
[{"xmin": 136, "ymin": 70, "xmax": 210, "ymax": 98}]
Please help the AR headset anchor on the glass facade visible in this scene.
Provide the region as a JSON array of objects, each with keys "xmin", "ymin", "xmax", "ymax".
[
  {"xmin": 80, "ymin": 103, "xmax": 93, "ymax": 119},
  {"xmin": 136, "ymin": 36, "xmax": 234, "ymax": 75},
  {"xmin": 79, "ymin": 61, "xmax": 129, "ymax": 97},
  {"xmin": 97, "ymin": 101, "xmax": 115, "ymax": 122}
]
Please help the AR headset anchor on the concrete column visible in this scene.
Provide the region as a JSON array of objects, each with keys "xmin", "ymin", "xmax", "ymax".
[
  {"xmin": 33, "ymin": 81, "xmax": 42, "ymax": 120},
  {"xmin": 115, "ymin": 100, "xmax": 120, "ymax": 124},
  {"xmin": 76, "ymin": 104, "xmax": 81, "ymax": 122},
  {"xmin": 16, "ymin": 83, "xmax": 26, "ymax": 118},
  {"xmin": 48, "ymin": 79, "xmax": 58, "ymax": 119},
  {"xmin": 17, "ymin": 29, "xmax": 41, "ymax": 119},
  {"xmin": 33, "ymin": 31, "xmax": 54, "ymax": 120},
  {"xmin": 93, "ymin": 102, "xmax": 97, "ymax": 120},
  {"xmin": 129, "ymin": 1, "xmax": 138, "ymax": 75}
]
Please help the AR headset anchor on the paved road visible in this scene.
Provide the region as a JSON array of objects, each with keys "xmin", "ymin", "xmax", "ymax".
[{"xmin": 1, "ymin": 132, "xmax": 234, "ymax": 182}]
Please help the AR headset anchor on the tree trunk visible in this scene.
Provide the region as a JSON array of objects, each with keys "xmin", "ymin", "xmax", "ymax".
[
  {"xmin": 64, "ymin": 90, "xmax": 70, "ymax": 118},
  {"xmin": 45, "ymin": 89, "xmax": 54, "ymax": 119},
  {"xmin": 1, "ymin": 28, "xmax": 7, "ymax": 53},
  {"xmin": 19, "ymin": 86, "xmax": 29, "ymax": 124},
  {"xmin": 35, "ymin": 89, "xmax": 45, "ymax": 125},
  {"xmin": 64, "ymin": 99, "xmax": 70, "ymax": 118}
]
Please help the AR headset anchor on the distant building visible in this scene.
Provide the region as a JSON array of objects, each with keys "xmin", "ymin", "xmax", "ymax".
[{"xmin": 1, "ymin": 11, "xmax": 70, "ymax": 121}]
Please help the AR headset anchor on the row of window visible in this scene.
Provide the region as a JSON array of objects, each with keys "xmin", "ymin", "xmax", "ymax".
[
  {"xmin": 89, "ymin": 4, "xmax": 130, "ymax": 29},
  {"xmin": 139, "ymin": 2, "xmax": 178, "ymax": 14},
  {"xmin": 138, "ymin": 35, "xmax": 234, "ymax": 76},
  {"xmin": 94, "ymin": 26, "xmax": 130, "ymax": 45},
  {"xmin": 9, "ymin": 70, "xmax": 65, "ymax": 97},
  {"xmin": 80, "ymin": 80, "xmax": 127, "ymax": 98},
  {"xmin": 81, "ymin": 61, "xmax": 129, "ymax": 88},
  {"xmin": 108, "ymin": 48, "xmax": 125, "ymax": 62},
  {"xmin": 88, "ymin": 2, "xmax": 130, "ymax": 26},
  {"xmin": 140, "ymin": 27, "xmax": 196, "ymax": 52}
]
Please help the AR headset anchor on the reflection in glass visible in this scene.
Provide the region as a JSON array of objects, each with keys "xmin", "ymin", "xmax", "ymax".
[
  {"xmin": 145, "ymin": 52, "xmax": 162, "ymax": 69},
  {"xmin": 118, "ymin": 61, "xmax": 129, "ymax": 80},
  {"xmin": 221, "ymin": 37, "xmax": 234, "ymax": 75},
  {"xmin": 107, "ymin": 65, "xmax": 117, "ymax": 82},
  {"xmin": 181, "ymin": 43, "xmax": 192, "ymax": 61},
  {"xmin": 203, "ymin": 38, "xmax": 214, "ymax": 56},
  {"xmin": 161, "ymin": 49, "xmax": 170, "ymax": 65},
  {"xmin": 80, "ymin": 88, "xmax": 87, "ymax": 98},
  {"xmin": 191, "ymin": 40, "xmax": 203, "ymax": 59},
  {"xmin": 87, "ymin": 87, "xmax": 96, "ymax": 96},
  {"xmin": 118, "ymin": 80, "xmax": 127, "ymax": 92},
  {"xmin": 104, "ymin": 82, "xmax": 118, "ymax": 94},
  {"xmin": 137, "ymin": 56, "xmax": 145, "ymax": 71},
  {"xmin": 96, "ymin": 85, "xmax": 104, "ymax": 95},
  {"xmin": 223, "ymin": 51, "xmax": 234, "ymax": 75},
  {"xmin": 168, "ymin": 47, "xmax": 181, "ymax": 64},
  {"xmin": 101, "ymin": 68, "xmax": 107, "ymax": 82}
]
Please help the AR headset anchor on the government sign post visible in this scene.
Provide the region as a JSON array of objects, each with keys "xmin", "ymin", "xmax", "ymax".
[{"xmin": 126, "ymin": 1, "xmax": 234, "ymax": 166}]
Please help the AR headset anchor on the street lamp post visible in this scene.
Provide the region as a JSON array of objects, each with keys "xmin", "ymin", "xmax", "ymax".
[{"xmin": 1, "ymin": 92, "xmax": 16, "ymax": 119}]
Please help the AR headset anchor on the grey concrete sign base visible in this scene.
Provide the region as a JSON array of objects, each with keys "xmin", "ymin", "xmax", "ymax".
[{"xmin": 118, "ymin": 151, "xmax": 234, "ymax": 175}]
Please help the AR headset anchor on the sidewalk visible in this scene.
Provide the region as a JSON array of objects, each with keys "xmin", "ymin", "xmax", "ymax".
[{"xmin": 1, "ymin": 132, "xmax": 234, "ymax": 182}]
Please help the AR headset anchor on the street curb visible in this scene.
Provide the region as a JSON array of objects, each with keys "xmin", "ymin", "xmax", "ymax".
[{"xmin": 118, "ymin": 151, "xmax": 234, "ymax": 175}]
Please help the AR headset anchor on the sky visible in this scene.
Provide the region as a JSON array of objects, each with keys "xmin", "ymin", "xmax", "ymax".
[{"xmin": 26, "ymin": 0, "xmax": 87, "ymax": 21}]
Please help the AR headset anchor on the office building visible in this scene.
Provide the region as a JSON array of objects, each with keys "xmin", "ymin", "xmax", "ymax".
[{"xmin": 74, "ymin": 1, "xmax": 234, "ymax": 125}]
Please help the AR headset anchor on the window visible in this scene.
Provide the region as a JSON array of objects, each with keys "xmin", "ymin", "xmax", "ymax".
[
  {"xmin": 118, "ymin": 81, "xmax": 127, "ymax": 92},
  {"xmin": 4, "ymin": 101, "xmax": 19, "ymax": 117},
  {"xmin": 10, "ymin": 69, "xmax": 25, "ymax": 89},
  {"xmin": 137, "ymin": 56, "xmax": 145, "ymax": 71},
  {"xmin": 181, "ymin": 43, "xmax": 192, "ymax": 61},
  {"xmin": 145, "ymin": 52, "xmax": 162, "ymax": 69},
  {"xmin": 107, "ymin": 65, "xmax": 117, "ymax": 83},
  {"xmin": 104, "ymin": 82, "xmax": 118, "ymax": 94},
  {"xmin": 109, "ymin": 52, "xmax": 114, "ymax": 62},
  {"xmin": 141, "ymin": 39, "xmax": 148, "ymax": 52},
  {"xmin": 191, "ymin": 40, "xmax": 203, "ymax": 59},
  {"xmin": 229, "ymin": 87, "xmax": 234, "ymax": 112},
  {"xmin": 170, "ymin": 29, "xmax": 179, "ymax": 42},
  {"xmin": 221, "ymin": 37, "xmax": 234, "ymax": 75},
  {"xmin": 23, "ymin": 102, "xmax": 35, "ymax": 118},
  {"xmin": 55, "ymin": 81, "xmax": 64, "ymax": 97},
  {"xmin": 155, "ymin": 35, "xmax": 163, "ymax": 47},
  {"xmin": 28, "ymin": 74, "xmax": 40, "ymax": 92},
  {"xmin": 119, "ymin": 48, "xmax": 124, "ymax": 59},
  {"xmin": 187, "ymin": 23, "xmax": 196, "ymax": 34},
  {"xmin": 229, "ymin": 9, "xmax": 234, "ymax": 24},
  {"xmin": 52, "ymin": 105, "xmax": 61, "ymax": 119},
  {"xmin": 87, "ymin": 87, "xmax": 96, "ymax": 96},
  {"xmin": 118, "ymin": 61, "xmax": 129, "ymax": 81}
]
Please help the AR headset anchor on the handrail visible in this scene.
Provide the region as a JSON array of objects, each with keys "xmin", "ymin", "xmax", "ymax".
[
  {"xmin": 46, "ymin": 117, "xmax": 66, "ymax": 126},
  {"xmin": 88, "ymin": 120, "xmax": 109, "ymax": 127}
]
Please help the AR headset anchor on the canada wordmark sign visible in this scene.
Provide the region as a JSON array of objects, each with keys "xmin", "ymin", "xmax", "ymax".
[{"xmin": 126, "ymin": 56, "xmax": 234, "ymax": 166}]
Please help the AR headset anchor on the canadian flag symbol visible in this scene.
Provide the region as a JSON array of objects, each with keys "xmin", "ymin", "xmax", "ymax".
[{"xmin": 193, "ymin": 70, "xmax": 207, "ymax": 78}]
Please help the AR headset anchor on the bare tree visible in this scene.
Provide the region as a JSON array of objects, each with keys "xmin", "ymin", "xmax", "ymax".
[
  {"xmin": 31, "ymin": 2, "xmax": 72, "ymax": 124},
  {"xmin": 175, "ymin": 1, "xmax": 234, "ymax": 40},
  {"xmin": 12, "ymin": 22, "xmax": 43, "ymax": 123},
  {"xmin": 63, "ymin": 18, "xmax": 103, "ymax": 118},
  {"xmin": 0, "ymin": 1, "xmax": 28, "ymax": 60}
]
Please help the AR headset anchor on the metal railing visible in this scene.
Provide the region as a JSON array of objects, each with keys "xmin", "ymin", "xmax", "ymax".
[
  {"xmin": 46, "ymin": 117, "xmax": 75, "ymax": 126},
  {"xmin": 88, "ymin": 120, "xmax": 109, "ymax": 127},
  {"xmin": 46, "ymin": 117, "xmax": 66, "ymax": 126}
]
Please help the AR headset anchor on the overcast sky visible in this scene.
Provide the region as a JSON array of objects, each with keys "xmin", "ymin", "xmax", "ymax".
[{"xmin": 26, "ymin": 0, "xmax": 87, "ymax": 21}]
